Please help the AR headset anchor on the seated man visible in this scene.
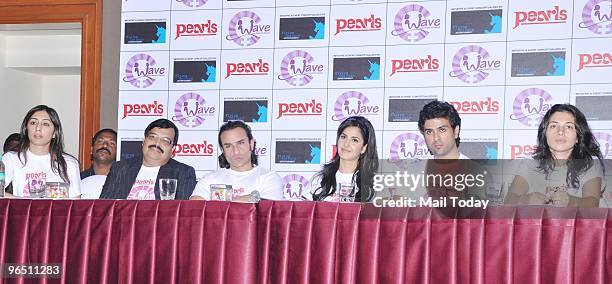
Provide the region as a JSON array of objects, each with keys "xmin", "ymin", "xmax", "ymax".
[
  {"xmin": 190, "ymin": 121, "xmax": 283, "ymax": 202},
  {"xmin": 81, "ymin": 128, "xmax": 117, "ymax": 178},
  {"xmin": 80, "ymin": 129, "xmax": 117, "ymax": 199},
  {"xmin": 100, "ymin": 119, "xmax": 196, "ymax": 200},
  {"xmin": 383, "ymin": 100, "xmax": 488, "ymax": 204}
]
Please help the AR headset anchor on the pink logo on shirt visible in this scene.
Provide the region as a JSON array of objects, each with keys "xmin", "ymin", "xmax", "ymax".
[
  {"xmin": 24, "ymin": 173, "xmax": 47, "ymax": 197},
  {"xmin": 127, "ymin": 185, "xmax": 155, "ymax": 200}
]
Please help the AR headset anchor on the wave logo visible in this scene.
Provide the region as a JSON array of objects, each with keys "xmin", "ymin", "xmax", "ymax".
[
  {"xmin": 282, "ymin": 174, "xmax": 309, "ymax": 200},
  {"xmin": 510, "ymin": 88, "xmax": 553, "ymax": 127},
  {"xmin": 389, "ymin": 133, "xmax": 430, "ymax": 161},
  {"xmin": 171, "ymin": 93, "xmax": 216, "ymax": 128},
  {"xmin": 226, "ymin": 11, "xmax": 270, "ymax": 47},
  {"xmin": 391, "ymin": 4, "xmax": 441, "ymax": 42},
  {"xmin": 123, "ymin": 54, "xmax": 166, "ymax": 88},
  {"xmin": 594, "ymin": 132, "xmax": 612, "ymax": 158},
  {"xmin": 277, "ymin": 50, "xmax": 324, "ymax": 86},
  {"xmin": 448, "ymin": 45, "xmax": 501, "ymax": 84},
  {"xmin": 579, "ymin": 0, "xmax": 612, "ymax": 34},
  {"xmin": 176, "ymin": 0, "xmax": 207, "ymax": 8},
  {"xmin": 332, "ymin": 91, "xmax": 380, "ymax": 122}
]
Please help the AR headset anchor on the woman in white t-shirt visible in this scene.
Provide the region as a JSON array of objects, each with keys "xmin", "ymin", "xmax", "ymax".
[
  {"xmin": 505, "ymin": 104, "xmax": 604, "ymax": 207},
  {"xmin": 307, "ymin": 116, "xmax": 379, "ymax": 202},
  {"xmin": 2, "ymin": 105, "xmax": 81, "ymax": 198}
]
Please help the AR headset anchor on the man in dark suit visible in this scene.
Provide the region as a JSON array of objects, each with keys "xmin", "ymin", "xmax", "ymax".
[{"xmin": 100, "ymin": 119, "xmax": 196, "ymax": 200}]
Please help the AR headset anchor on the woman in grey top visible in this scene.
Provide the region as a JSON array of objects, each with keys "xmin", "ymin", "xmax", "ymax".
[{"xmin": 505, "ymin": 104, "xmax": 604, "ymax": 207}]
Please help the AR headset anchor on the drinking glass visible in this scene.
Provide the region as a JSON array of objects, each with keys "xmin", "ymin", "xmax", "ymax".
[{"xmin": 159, "ymin": 179, "xmax": 178, "ymax": 200}]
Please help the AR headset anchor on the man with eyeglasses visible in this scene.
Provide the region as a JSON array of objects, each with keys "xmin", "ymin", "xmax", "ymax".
[{"xmin": 100, "ymin": 119, "xmax": 196, "ymax": 200}]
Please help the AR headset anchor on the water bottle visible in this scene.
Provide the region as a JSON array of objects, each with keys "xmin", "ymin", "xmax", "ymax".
[{"xmin": 0, "ymin": 156, "xmax": 5, "ymax": 198}]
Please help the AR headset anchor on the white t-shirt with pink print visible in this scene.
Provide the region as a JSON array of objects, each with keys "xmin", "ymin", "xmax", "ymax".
[
  {"xmin": 127, "ymin": 165, "xmax": 160, "ymax": 200},
  {"xmin": 2, "ymin": 150, "xmax": 81, "ymax": 198}
]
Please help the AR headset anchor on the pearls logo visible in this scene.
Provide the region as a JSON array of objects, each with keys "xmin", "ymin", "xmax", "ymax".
[
  {"xmin": 122, "ymin": 101, "xmax": 164, "ymax": 119},
  {"xmin": 277, "ymin": 99, "xmax": 323, "ymax": 119},
  {"xmin": 509, "ymin": 144, "xmax": 537, "ymax": 159},
  {"xmin": 448, "ymin": 97, "xmax": 500, "ymax": 115},
  {"xmin": 513, "ymin": 5, "xmax": 568, "ymax": 29},
  {"xmin": 335, "ymin": 14, "xmax": 382, "ymax": 35},
  {"xmin": 172, "ymin": 140, "xmax": 214, "ymax": 157},
  {"xmin": 175, "ymin": 20, "xmax": 218, "ymax": 40},
  {"xmin": 577, "ymin": 52, "xmax": 612, "ymax": 72},
  {"xmin": 390, "ymin": 55, "xmax": 440, "ymax": 76}
]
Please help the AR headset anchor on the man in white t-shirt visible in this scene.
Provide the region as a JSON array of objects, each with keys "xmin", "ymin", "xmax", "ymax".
[
  {"xmin": 191, "ymin": 121, "xmax": 283, "ymax": 202},
  {"xmin": 99, "ymin": 119, "xmax": 196, "ymax": 200}
]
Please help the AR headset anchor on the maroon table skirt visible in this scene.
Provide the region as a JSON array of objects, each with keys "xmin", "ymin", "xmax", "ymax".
[{"xmin": 0, "ymin": 199, "xmax": 610, "ymax": 283}]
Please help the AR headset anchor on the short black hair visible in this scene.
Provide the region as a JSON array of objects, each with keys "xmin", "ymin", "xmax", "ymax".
[
  {"xmin": 144, "ymin": 119, "xmax": 179, "ymax": 145},
  {"xmin": 91, "ymin": 128, "xmax": 117, "ymax": 146},
  {"xmin": 418, "ymin": 100, "xmax": 462, "ymax": 147},
  {"xmin": 3, "ymin": 133, "xmax": 20, "ymax": 153},
  {"xmin": 217, "ymin": 120, "xmax": 258, "ymax": 168}
]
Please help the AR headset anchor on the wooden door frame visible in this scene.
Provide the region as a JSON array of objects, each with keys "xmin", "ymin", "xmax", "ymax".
[{"xmin": 0, "ymin": 0, "xmax": 102, "ymax": 170}]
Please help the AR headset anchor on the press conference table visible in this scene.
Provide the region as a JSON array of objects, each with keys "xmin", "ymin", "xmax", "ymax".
[{"xmin": 0, "ymin": 200, "xmax": 609, "ymax": 283}]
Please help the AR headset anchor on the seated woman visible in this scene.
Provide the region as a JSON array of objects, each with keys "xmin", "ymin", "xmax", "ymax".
[
  {"xmin": 2, "ymin": 105, "xmax": 81, "ymax": 198},
  {"xmin": 505, "ymin": 104, "xmax": 604, "ymax": 207},
  {"xmin": 305, "ymin": 116, "xmax": 379, "ymax": 202}
]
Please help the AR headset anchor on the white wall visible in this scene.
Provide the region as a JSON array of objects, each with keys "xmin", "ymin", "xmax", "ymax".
[
  {"xmin": 0, "ymin": 34, "xmax": 43, "ymax": 148},
  {"xmin": 0, "ymin": 29, "xmax": 80, "ymax": 157},
  {"xmin": 41, "ymin": 75, "xmax": 81, "ymax": 157}
]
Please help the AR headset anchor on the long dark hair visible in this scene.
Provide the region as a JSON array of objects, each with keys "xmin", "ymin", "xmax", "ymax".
[
  {"xmin": 17, "ymin": 105, "xmax": 72, "ymax": 183},
  {"xmin": 312, "ymin": 116, "xmax": 379, "ymax": 202},
  {"xmin": 217, "ymin": 120, "xmax": 258, "ymax": 169},
  {"xmin": 533, "ymin": 104, "xmax": 604, "ymax": 188}
]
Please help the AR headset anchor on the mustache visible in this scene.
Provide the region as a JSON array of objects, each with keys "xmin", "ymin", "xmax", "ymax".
[
  {"xmin": 148, "ymin": 144, "xmax": 164, "ymax": 154},
  {"xmin": 96, "ymin": 147, "xmax": 111, "ymax": 155}
]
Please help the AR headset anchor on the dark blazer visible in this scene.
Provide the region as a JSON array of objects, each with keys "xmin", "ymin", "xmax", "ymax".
[{"xmin": 100, "ymin": 156, "xmax": 196, "ymax": 200}]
